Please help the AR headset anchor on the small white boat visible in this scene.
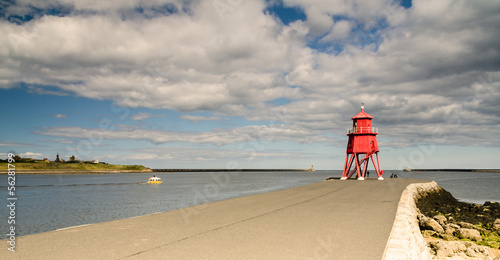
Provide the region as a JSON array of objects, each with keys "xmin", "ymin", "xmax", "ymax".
[{"xmin": 148, "ymin": 176, "xmax": 162, "ymax": 184}]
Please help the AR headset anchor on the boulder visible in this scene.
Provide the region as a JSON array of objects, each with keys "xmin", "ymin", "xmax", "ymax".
[
  {"xmin": 440, "ymin": 234, "xmax": 457, "ymax": 241},
  {"xmin": 465, "ymin": 244, "xmax": 493, "ymax": 258},
  {"xmin": 433, "ymin": 214, "xmax": 447, "ymax": 226},
  {"xmin": 493, "ymin": 219, "xmax": 500, "ymax": 233},
  {"xmin": 459, "ymin": 221, "xmax": 478, "ymax": 230},
  {"xmin": 421, "ymin": 230, "xmax": 436, "ymax": 238},
  {"xmin": 458, "ymin": 221, "xmax": 477, "ymax": 229},
  {"xmin": 429, "ymin": 241, "xmax": 466, "ymax": 258},
  {"xmin": 420, "ymin": 216, "xmax": 445, "ymax": 234},
  {"xmin": 484, "ymin": 201, "xmax": 495, "ymax": 207},
  {"xmin": 455, "ymin": 228, "xmax": 482, "ymax": 241},
  {"xmin": 428, "ymin": 240, "xmax": 493, "ymax": 259},
  {"xmin": 459, "ymin": 221, "xmax": 488, "ymax": 234},
  {"xmin": 444, "ymin": 223, "xmax": 460, "ymax": 235}
]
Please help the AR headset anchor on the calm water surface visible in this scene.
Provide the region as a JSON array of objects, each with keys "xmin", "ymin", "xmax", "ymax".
[
  {"xmin": 396, "ymin": 171, "xmax": 500, "ymax": 204},
  {"xmin": 1, "ymin": 170, "xmax": 499, "ymax": 236}
]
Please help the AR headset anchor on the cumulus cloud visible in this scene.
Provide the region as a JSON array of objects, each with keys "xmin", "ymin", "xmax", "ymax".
[
  {"xmin": 320, "ymin": 20, "xmax": 353, "ymax": 42},
  {"xmin": 99, "ymin": 146, "xmax": 323, "ymax": 167},
  {"xmin": 304, "ymin": 5, "xmax": 332, "ymax": 37},
  {"xmin": 1, "ymin": 1, "xmax": 302, "ymax": 112},
  {"xmin": 34, "ymin": 123, "xmax": 331, "ymax": 146},
  {"xmin": 1, "ymin": 0, "xmax": 500, "ymax": 150}
]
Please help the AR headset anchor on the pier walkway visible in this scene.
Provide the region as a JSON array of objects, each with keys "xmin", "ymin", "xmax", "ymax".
[{"xmin": 2, "ymin": 178, "xmax": 429, "ymax": 259}]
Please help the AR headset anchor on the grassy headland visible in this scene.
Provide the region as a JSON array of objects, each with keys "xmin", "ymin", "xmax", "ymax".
[{"xmin": 0, "ymin": 161, "xmax": 152, "ymax": 174}]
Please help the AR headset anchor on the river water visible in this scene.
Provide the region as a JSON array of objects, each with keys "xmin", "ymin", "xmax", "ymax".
[{"xmin": 1, "ymin": 170, "xmax": 499, "ymax": 237}]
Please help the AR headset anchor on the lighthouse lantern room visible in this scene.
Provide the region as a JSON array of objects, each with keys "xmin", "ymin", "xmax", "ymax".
[{"xmin": 341, "ymin": 104, "xmax": 384, "ymax": 180}]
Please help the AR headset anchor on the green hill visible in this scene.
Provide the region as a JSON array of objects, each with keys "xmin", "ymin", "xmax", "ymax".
[{"xmin": 0, "ymin": 161, "xmax": 151, "ymax": 174}]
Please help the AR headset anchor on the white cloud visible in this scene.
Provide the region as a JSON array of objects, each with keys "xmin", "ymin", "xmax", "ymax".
[
  {"xmin": 99, "ymin": 146, "xmax": 321, "ymax": 165},
  {"xmin": 20, "ymin": 152, "xmax": 43, "ymax": 158},
  {"xmin": 2, "ymin": 0, "xmax": 188, "ymax": 17},
  {"xmin": 40, "ymin": 139, "xmax": 73, "ymax": 144},
  {"xmin": 27, "ymin": 86, "xmax": 70, "ymax": 96},
  {"xmin": 180, "ymin": 115, "xmax": 222, "ymax": 122},
  {"xmin": 320, "ymin": 20, "xmax": 353, "ymax": 41},
  {"xmin": 1, "ymin": 1, "xmax": 302, "ymax": 112},
  {"xmin": 34, "ymin": 123, "xmax": 331, "ymax": 146},
  {"xmin": 304, "ymin": 5, "xmax": 332, "ymax": 37},
  {"xmin": 0, "ymin": 141, "xmax": 31, "ymax": 147},
  {"xmin": 284, "ymin": 0, "xmax": 396, "ymax": 24},
  {"xmin": 49, "ymin": 114, "xmax": 67, "ymax": 119},
  {"xmin": 130, "ymin": 113, "xmax": 165, "ymax": 121},
  {"xmin": 1, "ymin": 0, "xmax": 500, "ymax": 151}
]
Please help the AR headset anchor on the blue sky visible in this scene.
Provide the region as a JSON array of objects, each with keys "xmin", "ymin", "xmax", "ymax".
[{"xmin": 1, "ymin": 0, "xmax": 499, "ymax": 170}]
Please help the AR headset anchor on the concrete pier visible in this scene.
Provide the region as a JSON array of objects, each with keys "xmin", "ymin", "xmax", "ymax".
[{"xmin": 1, "ymin": 178, "xmax": 429, "ymax": 259}]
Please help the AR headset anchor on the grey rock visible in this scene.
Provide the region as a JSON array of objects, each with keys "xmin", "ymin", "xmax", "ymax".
[
  {"xmin": 421, "ymin": 218, "xmax": 445, "ymax": 234},
  {"xmin": 455, "ymin": 228, "xmax": 482, "ymax": 241},
  {"xmin": 429, "ymin": 241, "xmax": 467, "ymax": 258},
  {"xmin": 418, "ymin": 214, "xmax": 428, "ymax": 226},
  {"xmin": 459, "ymin": 221, "xmax": 477, "ymax": 230},
  {"xmin": 433, "ymin": 214, "xmax": 447, "ymax": 226},
  {"xmin": 428, "ymin": 240, "xmax": 493, "ymax": 259},
  {"xmin": 484, "ymin": 201, "xmax": 495, "ymax": 206},
  {"xmin": 459, "ymin": 221, "xmax": 488, "ymax": 234},
  {"xmin": 493, "ymin": 219, "xmax": 500, "ymax": 233},
  {"xmin": 441, "ymin": 234, "xmax": 457, "ymax": 241},
  {"xmin": 465, "ymin": 244, "xmax": 492, "ymax": 258},
  {"xmin": 421, "ymin": 230, "xmax": 436, "ymax": 238},
  {"xmin": 444, "ymin": 223, "xmax": 461, "ymax": 235}
]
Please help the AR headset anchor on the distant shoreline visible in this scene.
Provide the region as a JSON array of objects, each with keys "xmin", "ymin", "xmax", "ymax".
[
  {"xmin": 406, "ymin": 169, "xmax": 500, "ymax": 173},
  {"xmin": 0, "ymin": 161, "xmax": 153, "ymax": 174},
  {"xmin": 151, "ymin": 168, "xmax": 315, "ymax": 172},
  {"xmin": 0, "ymin": 169, "xmax": 153, "ymax": 175},
  {"xmin": 0, "ymin": 167, "xmax": 317, "ymax": 174}
]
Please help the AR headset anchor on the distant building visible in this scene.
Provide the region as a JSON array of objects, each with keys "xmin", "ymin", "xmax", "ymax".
[
  {"xmin": 55, "ymin": 153, "xmax": 61, "ymax": 163},
  {"xmin": 44, "ymin": 158, "xmax": 49, "ymax": 162}
]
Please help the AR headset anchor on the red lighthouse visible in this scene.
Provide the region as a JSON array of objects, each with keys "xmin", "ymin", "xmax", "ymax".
[{"xmin": 341, "ymin": 104, "xmax": 384, "ymax": 180}]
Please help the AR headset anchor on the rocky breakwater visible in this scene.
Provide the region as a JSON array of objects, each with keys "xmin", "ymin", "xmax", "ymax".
[{"xmin": 416, "ymin": 187, "xmax": 500, "ymax": 259}]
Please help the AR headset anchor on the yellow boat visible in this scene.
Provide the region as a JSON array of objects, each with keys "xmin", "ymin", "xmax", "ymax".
[{"xmin": 148, "ymin": 176, "xmax": 162, "ymax": 184}]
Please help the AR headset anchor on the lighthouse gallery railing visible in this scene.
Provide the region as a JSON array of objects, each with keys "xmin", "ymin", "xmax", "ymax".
[{"xmin": 347, "ymin": 127, "xmax": 378, "ymax": 134}]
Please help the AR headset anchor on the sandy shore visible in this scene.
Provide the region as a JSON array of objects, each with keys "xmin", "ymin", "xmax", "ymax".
[{"xmin": 1, "ymin": 178, "xmax": 429, "ymax": 259}]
